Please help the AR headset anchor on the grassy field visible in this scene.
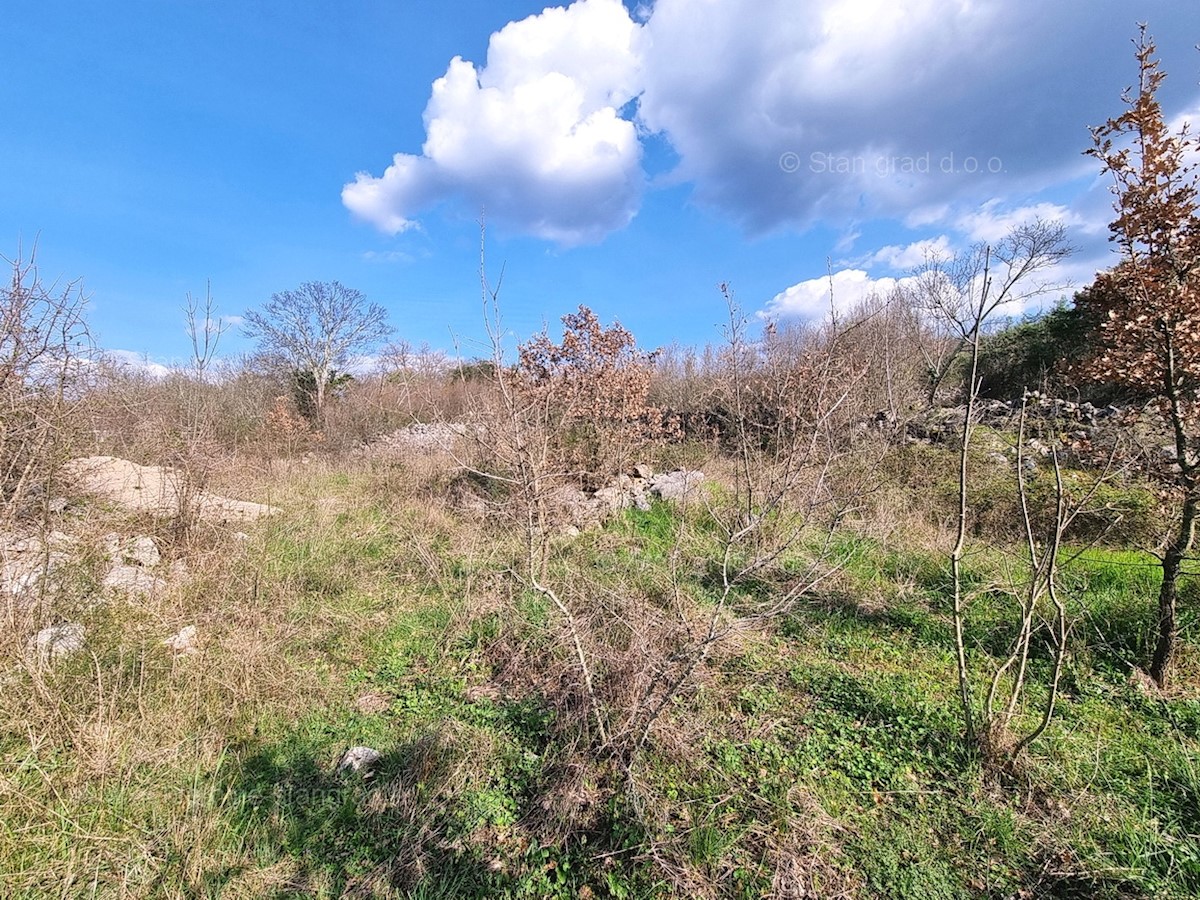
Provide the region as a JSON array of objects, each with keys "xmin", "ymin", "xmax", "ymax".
[{"xmin": 1, "ymin": 448, "xmax": 1198, "ymax": 899}]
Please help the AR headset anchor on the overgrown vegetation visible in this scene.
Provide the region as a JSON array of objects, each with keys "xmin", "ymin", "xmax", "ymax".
[
  {"xmin": 3, "ymin": 453, "xmax": 1195, "ymax": 898},
  {"xmin": 2, "ymin": 30, "xmax": 1199, "ymax": 900}
]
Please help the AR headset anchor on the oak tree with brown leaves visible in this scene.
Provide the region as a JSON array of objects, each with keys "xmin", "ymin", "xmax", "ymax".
[
  {"xmin": 516, "ymin": 305, "xmax": 672, "ymax": 480},
  {"xmin": 1081, "ymin": 27, "xmax": 1200, "ymax": 687}
]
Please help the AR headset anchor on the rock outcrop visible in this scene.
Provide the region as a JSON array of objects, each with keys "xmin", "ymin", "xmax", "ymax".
[{"xmin": 64, "ymin": 456, "xmax": 280, "ymax": 523}]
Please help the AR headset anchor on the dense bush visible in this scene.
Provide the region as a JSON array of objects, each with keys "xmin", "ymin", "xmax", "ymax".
[
  {"xmin": 975, "ymin": 298, "xmax": 1135, "ymax": 404},
  {"xmin": 516, "ymin": 305, "xmax": 674, "ymax": 480}
]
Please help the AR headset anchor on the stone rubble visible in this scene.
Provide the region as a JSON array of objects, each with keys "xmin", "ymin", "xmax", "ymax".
[
  {"xmin": 896, "ymin": 397, "xmax": 1127, "ymax": 446},
  {"xmin": 102, "ymin": 565, "xmax": 166, "ymax": 599},
  {"xmin": 1, "ymin": 532, "xmax": 73, "ymax": 605},
  {"xmin": 123, "ymin": 536, "xmax": 162, "ymax": 568},
  {"xmin": 359, "ymin": 423, "xmax": 473, "ymax": 456},
  {"xmin": 551, "ymin": 467, "xmax": 706, "ymax": 532},
  {"xmin": 100, "ymin": 534, "xmax": 169, "ymax": 599}
]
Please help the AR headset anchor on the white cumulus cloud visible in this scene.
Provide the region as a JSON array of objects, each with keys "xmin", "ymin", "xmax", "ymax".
[
  {"xmin": 761, "ymin": 269, "xmax": 919, "ymax": 321},
  {"xmin": 343, "ymin": 0, "xmax": 644, "ymax": 245},
  {"xmin": 1167, "ymin": 103, "xmax": 1200, "ymax": 171},
  {"xmin": 956, "ymin": 200, "xmax": 1081, "ymax": 244},
  {"xmin": 105, "ymin": 350, "xmax": 172, "ymax": 379},
  {"xmin": 636, "ymin": 0, "xmax": 1196, "ymax": 231},
  {"xmin": 345, "ymin": 0, "xmax": 1198, "ymax": 244},
  {"xmin": 637, "ymin": 0, "xmax": 1004, "ymax": 229},
  {"xmin": 868, "ymin": 236, "xmax": 953, "ymax": 270}
]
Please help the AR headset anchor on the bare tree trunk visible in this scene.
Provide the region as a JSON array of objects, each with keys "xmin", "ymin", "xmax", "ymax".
[
  {"xmin": 314, "ymin": 367, "xmax": 327, "ymax": 422},
  {"xmin": 949, "ymin": 263, "xmax": 990, "ymax": 747},
  {"xmin": 1151, "ymin": 492, "xmax": 1196, "ymax": 686},
  {"xmin": 1151, "ymin": 333, "xmax": 1196, "ymax": 688}
]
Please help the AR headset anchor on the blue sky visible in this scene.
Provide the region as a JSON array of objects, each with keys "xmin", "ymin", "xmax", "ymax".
[{"xmin": 3, "ymin": 0, "xmax": 1198, "ymax": 370}]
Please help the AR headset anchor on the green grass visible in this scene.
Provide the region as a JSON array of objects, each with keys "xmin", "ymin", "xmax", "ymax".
[{"xmin": 1, "ymin": 459, "xmax": 1197, "ymax": 898}]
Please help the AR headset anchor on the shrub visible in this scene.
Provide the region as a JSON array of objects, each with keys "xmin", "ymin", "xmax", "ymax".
[
  {"xmin": 516, "ymin": 306, "xmax": 674, "ymax": 481},
  {"xmin": 0, "ymin": 247, "xmax": 91, "ymax": 528}
]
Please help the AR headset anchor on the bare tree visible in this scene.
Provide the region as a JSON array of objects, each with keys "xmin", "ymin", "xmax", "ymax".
[
  {"xmin": 1, "ymin": 244, "xmax": 91, "ymax": 529},
  {"xmin": 185, "ymin": 281, "xmax": 228, "ymax": 383},
  {"xmin": 466, "ymin": 258, "xmax": 872, "ymax": 775},
  {"xmin": 1, "ymin": 244, "xmax": 91, "ymax": 631},
  {"xmin": 243, "ymin": 281, "xmax": 392, "ymax": 419},
  {"xmin": 627, "ymin": 288, "xmax": 871, "ymax": 761}
]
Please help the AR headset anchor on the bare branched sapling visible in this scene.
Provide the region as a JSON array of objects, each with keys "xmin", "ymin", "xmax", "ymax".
[{"xmin": 917, "ymin": 221, "xmax": 1074, "ymax": 753}]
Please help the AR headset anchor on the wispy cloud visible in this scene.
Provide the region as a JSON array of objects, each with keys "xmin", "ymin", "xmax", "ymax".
[
  {"xmin": 866, "ymin": 236, "xmax": 953, "ymax": 270},
  {"xmin": 361, "ymin": 249, "xmax": 417, "ymax": 264},
  {"xmin": 955, "ymin": 200, "xmax": 1082, "ymax": 245}
]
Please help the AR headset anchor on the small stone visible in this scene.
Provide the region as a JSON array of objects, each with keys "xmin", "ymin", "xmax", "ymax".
[
  {"xmin": 1027, "ymin": 439, "xmax": 1052, "ymax": 458},
  {"xmin": 46, "ymin": 531, "xmax": 77, "ymax": 550},
  {"xmin": 2, "ymin": 536, "xmax": 40, "ymax": 553},
  {"xmin": 593, "ymin": 486, "xmax": 632, "ymax": 513},
  {"xmin": 632, "ymin": 463, "xmax": 654, "ymax": 480},
  {"xmin": 2, "ymin": 564, "xmax": 41, "ymax": 599},
  {"xmin": 1, "ymin": 535, "xmax": 73, "ymax": 603},
  {"xmin": 232, "ymin": 532, "xmax": 250, "ymax": 543},
  {"xmin": 985, "ymin": 452, "xmax": 1010, "ymax": 469},
  {"xmin": 28, "ymin": 622, "xmax": 85, "ymax": 664},
  {"xmin": 337, "ymin": 745, "xmax": 382, "ymax": 775},
  {"xmin": 103, "ymin": 565, "xmax": 166, "ymax": 599},
  {"xmin": 124, "ymin": 536, "xmax": 161, "ymax": 568},
  {"xmin": 1128, "ymin": 667, "xmax": 1161, "ymax": 698},
  {"xmin": 163, "ymin": 625, "xmax": 199, "ymax": 655},
  {"xmin": 648, "ymin": 470, "xmax": 705, "ymax": 503},
  {"xmin": 102, "ymin": 533, "xmax": 121, "ymax": 558}
]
